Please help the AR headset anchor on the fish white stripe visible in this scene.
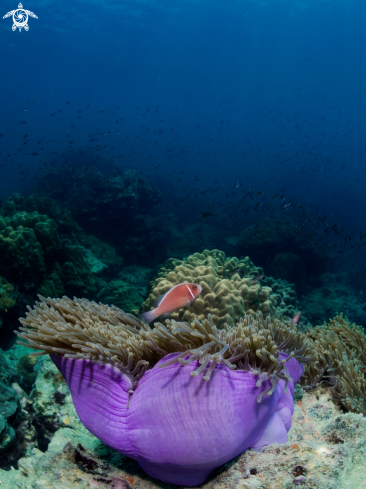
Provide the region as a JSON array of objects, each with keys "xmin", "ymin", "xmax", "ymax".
[{"xmin": 186, "ymin": 284, "xmax": 195, "ymax": 299}]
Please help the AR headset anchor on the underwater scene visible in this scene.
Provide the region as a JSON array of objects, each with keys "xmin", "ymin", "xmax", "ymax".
[{"xmin": 1, "ymin": 0, "xmax": 366, "ymax": 487}]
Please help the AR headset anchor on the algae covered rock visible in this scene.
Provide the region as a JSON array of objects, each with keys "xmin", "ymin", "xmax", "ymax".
[
  {"xmin": 0, "ymin": 351, "xmax": 37, "ymax": 467},
  {"xmin": 16, "ymin": 354, "xmax": 37, "ymax": 393},
  {"xmin": 0, "ymin": 387, "xmax": 365, "ymax": 488},
  {"xmin": 29, "ymin": 355, "xmax": 78, "ymax": 450},
  {"xmin": 141, "ymin": 249, "xmax": 277, "ymax": 327},
  {"xmin": 0, "ymin": 354, "xmax": 17, "ymax": 452},
  {"xmin": 98, "ymin": 279, "xmax": 144, "ymax": 313}
]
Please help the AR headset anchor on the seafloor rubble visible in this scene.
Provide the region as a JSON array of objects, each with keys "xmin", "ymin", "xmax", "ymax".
[{"xmin": 0, "ymin": 352, "xmax": 365, "ymax": 489}]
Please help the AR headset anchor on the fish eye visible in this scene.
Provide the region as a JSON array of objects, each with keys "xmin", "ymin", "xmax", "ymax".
[{"xmin": 193, "ymin": 285, "xmax": 197, "ymax": 290}]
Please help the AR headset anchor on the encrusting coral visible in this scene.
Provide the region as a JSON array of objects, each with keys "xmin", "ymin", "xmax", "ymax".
[
  {"xmin": 301, "ymin": 314, "xmax": 366, "ymax": 415},
  {"xmin": 16, "ymin": 295, "xmax": 315, "ymax": 401},
  {"xmin": 141, "ymin": 249, "xmax": 278, "ymax": 327}
]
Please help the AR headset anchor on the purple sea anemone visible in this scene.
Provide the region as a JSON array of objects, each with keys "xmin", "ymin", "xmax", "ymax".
[{"xmin": 17, "ymin": 296, "xmax": 315, "ymax": 486}]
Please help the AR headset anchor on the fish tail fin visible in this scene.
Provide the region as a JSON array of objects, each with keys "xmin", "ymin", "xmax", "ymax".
[{"xmin": 139, "ymin": 309, "xmax": 158, "ymax": 324}]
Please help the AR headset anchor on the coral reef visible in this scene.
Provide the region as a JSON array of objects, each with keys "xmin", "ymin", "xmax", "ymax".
[
  {"xmin": 262, "ymin": 275, "xmax": 300, "ymax": 320},
  {"xmin": 166, "ymin": 221, "xmax": 222, "ymax": 258},
  {"xmin": 301, "ymin": 315, "xmax": 366, "ymax": 415},
  {"xmin": 36, "ymin": 165, "xmax": 168, "ymax": 265},
  {"xmin": 16, "ymin": 354, "xmax": 37, "ymax": 394},
  {"xmin": 28, "ymin": 355, "xmax": 79, "ymax": 451},
  {"xmin": 98, "ymin": 279, "xmax": 144, "ymax": 314},
  {"xmin": 234, "ymin": 218, "xmax": 329, "ymax": 293},
  {"xmin": 0, "ymin": 353, "xmax": 17, "ymax": 453},
  {"xmin": 118, "ymin": 264, "xmax": 153, "ymax": 298},
  {"xmin": 0, "ymin": 193, "xmax": 127, "ymax": 347},
  {"xmin": 300, "ymin": 272, "xmax": 366, "ymax": 325},
  {"xmin": 0, "ymin": 276, "xmax": 17, "ymax": 314},
  {"xmin": 0, "ymin": 351, "xmax": 37, "ymax": 469},
  {"xmin": 141, "ymin": 249, "xmax": 286, "ymax": 327}
]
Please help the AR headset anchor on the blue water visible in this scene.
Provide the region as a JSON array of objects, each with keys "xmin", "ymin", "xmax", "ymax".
[{"xmin": 1, "ymin": 0, "xmax": 366, "ymax": 267}]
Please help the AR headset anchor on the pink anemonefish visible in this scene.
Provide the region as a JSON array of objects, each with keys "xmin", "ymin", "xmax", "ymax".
[{"xmin": 140, "ymin": 283, "xmax": 202, "ymax": 324}]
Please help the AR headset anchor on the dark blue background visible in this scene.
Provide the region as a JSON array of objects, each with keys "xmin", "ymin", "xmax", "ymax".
[{"xmin": 1, "ymin": 0, "xmax": 366, "ymax": 229}]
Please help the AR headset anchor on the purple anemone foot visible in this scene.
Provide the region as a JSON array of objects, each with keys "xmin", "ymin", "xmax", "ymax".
[{"xmin": 50, "ymin": 353, "xmax": 302, "ymax": 486}]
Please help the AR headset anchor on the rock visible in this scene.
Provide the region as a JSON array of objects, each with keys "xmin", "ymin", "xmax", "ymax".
[
  {"xmin": 1, "ymin": 386, "xmax": 366, "ymax": 488},
  {"xmin": 29, "ymin": 356, "xmax": 80, "ymax": 451},
  {"xmin": 0, "ymin": 351, "xmax": 36, "ymax": 468}
]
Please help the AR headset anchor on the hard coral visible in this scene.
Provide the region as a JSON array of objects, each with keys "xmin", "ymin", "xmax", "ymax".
[
  {"xmin": 235, "ymin": 218, "xmax": 328, "ymax": 293},
  {"xmin": 36, "ymin": 165, "xmax": 166, "ymax": 265},
  {"xmin": 141, "ymin": 249, "xmax": 277, "ymax": 327},
  {"xmin": 98, "ymin": 279, "xmax": 144, "ymax": 314},
  {"xmin": 16, "ymin": 354, "xmax": 37, "ymax": 393},
  {"xmin": 0, "ymin": 276, "xmax": 17, "ymax": 312},
  {"xmin": 0, "ymin": 195, "xmax": 118, "ymax": 298}
]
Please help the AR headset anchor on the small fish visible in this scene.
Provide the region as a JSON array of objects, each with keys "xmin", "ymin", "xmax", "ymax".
[
  {"xmin": 291, "ymin": 312, "xmax": 302, "ymax": 325},
  {"xmin": 140, "ymin": 283, "xmax": 202, "ymax": 324},
  {"xmin": 20, "ymin": 108, "xmax": 30, "ymax": 112},
  {"xmin": 27, "ymin": 100, "xmax": 36, "ymax": 104},
  {"xmin": 200, "ymin": 212, "xmax": 212, "ymax": 218},
  {"xmin": 228, "ymin": 266, "xmax": 245, "ymax": 276},
  {"xmin": 250, "ymin": 274, "xmax": 264, "ymax": 283}
]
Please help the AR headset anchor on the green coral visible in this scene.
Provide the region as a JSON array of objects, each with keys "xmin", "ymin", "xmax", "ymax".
[
  {"xmin": 0, "ymin": 277, "xmax": 17, "ymax": 312},
  {"xmin": 98, "ymin": 279, "xmax": 143, "ymax": 314},
  {"xmin": 0, "ymin": 354, "xmax": 17, "ymax": 452},
  {"xmin": 37, "ymin": 264, "xmax": 65, "ymax": 298},
  {"xmin": 0, "ymin": 196, "xmax": 111, "ymax": 297},
  {"xmin": 79, "ymin": 234, "xmax": 123, "ymax": 268},
  {"xmin": 16, "ymin": 354, "xmax": 37, "ymax": 393},
  {"xmin": 25, "ymin": 193, "xmax": 58, "ymax": 219},
  {"xmin": 0, "ymin": 224, "xmax": 46, "ymax": 277}
]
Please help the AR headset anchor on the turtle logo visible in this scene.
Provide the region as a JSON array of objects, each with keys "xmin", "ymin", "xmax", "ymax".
[{"xmin": 3, "ymin": 3, "xmax": 38, "ymax": 32}]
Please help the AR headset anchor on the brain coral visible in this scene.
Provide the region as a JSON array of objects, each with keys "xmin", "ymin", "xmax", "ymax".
[{"xmin": 141, "ymin": 249, "xmax": 278, "ymax": 328}]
